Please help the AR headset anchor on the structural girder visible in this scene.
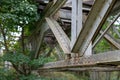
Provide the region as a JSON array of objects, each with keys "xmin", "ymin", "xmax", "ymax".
[
  {"xmin": 39, "ymin": 67, "xmax": 120, "ymax": 72},
  {"xmin": 40, "ymin": 50, "xmax": 120, "ymax": 69}
]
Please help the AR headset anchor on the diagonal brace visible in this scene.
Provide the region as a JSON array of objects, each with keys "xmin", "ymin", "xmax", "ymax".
[{"xmin": 46, "ymin": 18, "xmax": 71, "ymax": 54}]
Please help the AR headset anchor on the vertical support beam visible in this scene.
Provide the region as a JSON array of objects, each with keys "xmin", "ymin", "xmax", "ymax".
[
  {"xmin": 90, "ymin": 71, "xmax": 99, "ymax": 80},
  {"xmin": 117, "ymin": 71, "xmax": 120, "ymax": 80},
  {"xmin": 71, "ymin": 0, "xmax": 83, "ymax": 48},
  {"xmin": 77, "ymin": 0, "xmax": 83, "ymax": 36},
  {"xmin": 106, "ymin": 72, "xmax": 111, "ymax": 80}
]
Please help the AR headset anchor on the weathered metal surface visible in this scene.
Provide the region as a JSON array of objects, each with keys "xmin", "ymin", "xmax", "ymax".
[
  {"xmin": 46, "ymin": 18, "xmax": 70, "ymax": 54},
  {"xmin": 40, "ymin": 50, "xmax": 120, "ymax": 69},
  {"xmin": 39, "ymin": 67, "xmax": 120, "ymax": 72},
  {"xmin": 71, "ymin": 0, "xmax": 117, "ymax": 56},
  {"xmin": 71, "ymin": 0, "xmax": 83, "ymax": 49},
  {"xmin": 61, "ymin": 67, "xmax": 120, "ymax": 72}
]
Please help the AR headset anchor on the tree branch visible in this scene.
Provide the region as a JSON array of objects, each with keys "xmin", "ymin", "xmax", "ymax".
[
  {"xmin": 21, "ymin": 27, "xmax": 25, "ymax": 54},
  {"xmin": 12, "ymin": 64, "xmax": 24, "ymax": 75}
]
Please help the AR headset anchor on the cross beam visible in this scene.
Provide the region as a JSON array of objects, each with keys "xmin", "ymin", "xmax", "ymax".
[
  {"xmin": 40, "ymin": 50, "xmax": 120, "ymax": 69},
  {"xmin": 100, "ymin": 31, "xmax": 120, "ymax": 49},
  {"xmin": 71, "ymin": 0, "xmax": 117, "ymax": 56}
]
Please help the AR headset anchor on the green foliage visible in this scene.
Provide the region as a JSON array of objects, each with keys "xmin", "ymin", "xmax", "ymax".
[
  {"xmin": 0, "ymin": 0, "xmax": 51, "ymax": 77},
  {"xmin": 94, "ymin": 39, "xmax": 111, "ymax": 53},
  {"xmin": 0, "ymin": 52, "xmax": 55, "ymax": 80},
  {"xmin": 2, "ymin": 52, "xmax": 54, "ymax": 68},
  {"xmin": 3, "ymin": 52, "xmax": 30, "ymax": 65},
  {"xmin": 0, "ymin": 0, "xmax": 40, "ymax": 56},
  {"xmin": 19, "ymin": 74, "xmax": 39, "ymax": 80},
  {"xmin": 29, "ymin": 56, "xmax": 54, "ymax": 69},
  {"xmin": 0, "ymin": 0, "xmax": 39, "ymax": 35},
  {"xmin": 0, "ymin": 0, "xmax": 58, "ymax": 80},
  {"xmin": 0, "ymin": 68, "xmax": 51, "ymax": 80},
  {"xmin": 94, "ymin": 17, "xmax": 117, "ymax": 53},
  {"xmin": 0, "ymin": 68, "xmax": 16, "ymax": 80}
]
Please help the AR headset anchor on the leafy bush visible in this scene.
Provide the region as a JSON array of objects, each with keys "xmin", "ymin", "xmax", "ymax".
[
  {"xmin": 0, "ymin": 68, "xmax": 16, "ymax": 80},
  {"xmin": 0, "ymin": 52, "xmax": 55, "ymax": 80}
]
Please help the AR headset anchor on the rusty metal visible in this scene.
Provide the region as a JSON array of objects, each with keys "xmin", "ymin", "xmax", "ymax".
[{"xmin": 40, "ymin": 50, "xmax": 120, "ymax": 69}]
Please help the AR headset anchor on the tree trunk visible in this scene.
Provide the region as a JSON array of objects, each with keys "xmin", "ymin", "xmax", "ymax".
[{"xmin": 0, "ymin": 25, "xmax": 9, "ymax": 52}]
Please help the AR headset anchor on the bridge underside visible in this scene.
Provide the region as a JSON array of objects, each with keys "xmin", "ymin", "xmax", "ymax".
[{"xmin": 29, "ymin": 0, "xmax": 120, "ymax": 71}]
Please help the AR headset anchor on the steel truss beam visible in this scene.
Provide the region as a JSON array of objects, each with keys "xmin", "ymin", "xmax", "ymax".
[
  {"xmin": 93, "ymin": 13, "xmax": 120, "ymax": 48},
  {"xmin": 71, "ymin": 0, "xmax": 117, "ymax": 56},
  {"xmin": 40, "ymin": 50, "xmax": 120, "ymax": 69},
  {"xmin": 46, "ymin": 18, "xmax": 70, "ymax": 54}
]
